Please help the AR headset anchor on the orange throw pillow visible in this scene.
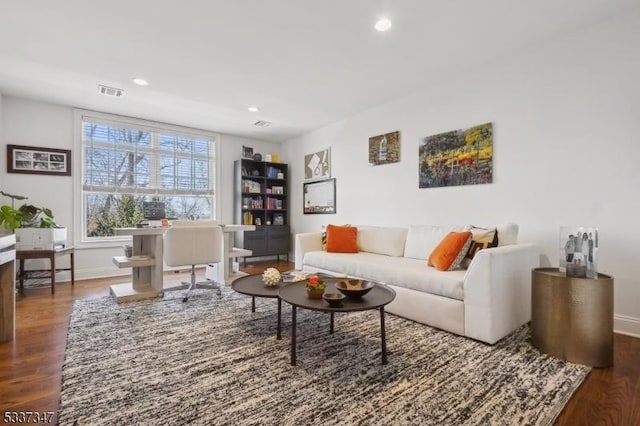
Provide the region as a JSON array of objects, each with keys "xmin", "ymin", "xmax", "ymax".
[
  {"xmin": 325, "ymin": 224, "xmax": 358, "ymax": 253},
  {"xmin": 428, "ymin": 231, "xmax": 473, "ymax": 271}
]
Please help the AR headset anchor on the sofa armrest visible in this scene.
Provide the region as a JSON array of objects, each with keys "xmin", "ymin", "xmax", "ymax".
[
  {"xmin": 463, "ymin": 243, "xmax": 539, "ymax": 344},
  {"xmin": 294, "ymin": 232, "xmax": 323, "ymax": 270}
]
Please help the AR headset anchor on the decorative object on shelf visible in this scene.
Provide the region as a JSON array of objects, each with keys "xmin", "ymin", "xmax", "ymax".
[
  {"xmin": 335, "ymin": 279, "xmax": 375, "ymax": 298},
  {"xmin": 303, "ymin": 178, "xmax": 336, "ymax": 214},
  {"xmin": 559, "ymin": 226, "xmax": 598, "ymax": 278},
  {"xmin": 261, "ymin": 267, "xmax": 281, "ymax": 287},
  {"xmin": 6, "ymin": 144, "xmax": 72, "ymax": 176},
  {"xmin": 123, "ymin": 244, "xmax": 133, "ymax": 258},
  {"xmin": 242, "ymin": 145, "xmax": 254, "ymax": 159},
  {"xmin": 306, "ymin": 275, "xmax": 326, "ymax": 299},
  {"xmin": 271, "ymin": 154, "xmax": 280, "ymax": 163},
  {"xmin": 265, "ymin": 154, "xmax": 272, "ymax": 162},
  {"xmin": 323, "ymin": 292, "xmax": 346, "ymax": 307},
  {"xmin": 369, "ymin": 130, "xmax": 400, "ymax": 166},
  {"xmin": 253, "ymin": 153, "xmax": 262, "ymax": 162},
  {"xmin": 304, "ymin": 147, "xmax": 331, "ymax": 181},
  {"xmin": 419, "ymin": 122, "xmax": 493, "ymax": 189},
  {"xmin": 273, "ymin": 214, "xmax": 284, "ymax": 225}
]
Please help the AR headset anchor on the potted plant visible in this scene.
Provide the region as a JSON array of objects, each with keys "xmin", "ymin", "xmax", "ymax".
[
  {"xmin": 0, "ymin": 190, "xmax": 66, "ymax": 250},
  {"xmin": 0, "ymin": 190, "xmax": 57, "ymax": 229}
]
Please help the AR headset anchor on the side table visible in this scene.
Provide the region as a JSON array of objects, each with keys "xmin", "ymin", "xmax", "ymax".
[
  {"xmin": 531, "ymin": 267, "xmax": 613, "ymax": 367},
  {"xmin": 16, "ymin": 246, "xmax": 75, "ymax": 295}
]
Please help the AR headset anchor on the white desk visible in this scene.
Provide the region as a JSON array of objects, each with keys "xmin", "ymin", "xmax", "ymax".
[
  {"xmin": 216, "ymin": 224, "xmax": 255, "ymax": 284},
  {"xmin": 110, "ymin": 227, "xmax": 165, "ymax": 303}
]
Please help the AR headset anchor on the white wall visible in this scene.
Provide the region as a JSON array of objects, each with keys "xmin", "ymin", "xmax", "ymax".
[
  {"xmin": 0, "ymin": 96, "xmax": 283, "ymax": 279},
  {"xmin": 284, "ymin": 11, "xmax": 640, "ymax": 335}
]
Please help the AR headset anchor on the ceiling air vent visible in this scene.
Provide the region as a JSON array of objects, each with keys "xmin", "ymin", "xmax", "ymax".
[
  {"xmin": 98, "ymin": 84, "xmax": 124, "ymax": 97},
  {"xmin": 254, "ymin": 120, "xmax": 272, "ymax": 127}
]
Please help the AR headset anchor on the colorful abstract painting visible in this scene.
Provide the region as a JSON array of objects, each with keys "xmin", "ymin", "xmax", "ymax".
[{"xmin": 419, "ymin": 122, "xmax": 493, "ymax": 189}]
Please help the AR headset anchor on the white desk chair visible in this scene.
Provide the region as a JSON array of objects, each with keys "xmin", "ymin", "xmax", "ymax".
[{"xmin": 163, "ymin": 220, "xmax": 223, "ymax": 302}]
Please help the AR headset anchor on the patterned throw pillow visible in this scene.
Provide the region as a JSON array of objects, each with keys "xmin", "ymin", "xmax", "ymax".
[
  {"xmin": 461, "ymin": 226, "xmax": 499, "ymax": 268},
  {"xmin": 428, "ymin": 231, "xmax": 473, "ymax": 271}
]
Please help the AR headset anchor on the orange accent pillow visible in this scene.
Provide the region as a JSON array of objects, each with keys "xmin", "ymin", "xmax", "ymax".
[
  {"xmin": 428, "ymin": 231, "xmax": 473, "ymax": 271},
  {"xmin": 325, "ymin": 224, "xmax": 358, "ymax": 253}
]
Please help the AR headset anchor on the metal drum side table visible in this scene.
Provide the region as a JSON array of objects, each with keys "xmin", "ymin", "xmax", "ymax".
[{"xmin": 531, "ymin": 267, "xmax": 613, "ymax": 367}]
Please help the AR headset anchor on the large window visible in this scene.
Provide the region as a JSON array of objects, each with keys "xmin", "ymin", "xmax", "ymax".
[{"xmin": 79, "ymin": 113, "xmax": 216, "ymax": 241}]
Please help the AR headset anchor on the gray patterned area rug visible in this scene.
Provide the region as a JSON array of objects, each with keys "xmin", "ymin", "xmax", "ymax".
[{"xmin": 59, "ymin": 287, "xmax": 590, "ymax": 425}]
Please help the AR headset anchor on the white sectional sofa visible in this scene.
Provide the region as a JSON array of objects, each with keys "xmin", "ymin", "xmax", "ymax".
[{"xmin": 295, "ymin": 223, "xmax": 539, "ymax": 344}]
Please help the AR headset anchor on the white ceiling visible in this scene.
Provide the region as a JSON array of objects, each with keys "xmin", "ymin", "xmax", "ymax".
[{"xmin": 0, "ymin": 0, "xmax": 638, "ymax": 142}]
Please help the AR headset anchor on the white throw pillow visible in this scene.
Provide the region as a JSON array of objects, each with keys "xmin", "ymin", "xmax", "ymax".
[{"xmin": 404, "ymin": 225, "xmax": 468, "ymax": 260}]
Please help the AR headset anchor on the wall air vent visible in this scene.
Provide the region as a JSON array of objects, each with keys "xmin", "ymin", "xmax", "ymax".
[
  {"xmin": 98, "ymin": 84, "xmax": 124, "ymax": 97},
  {"xmin": 254, "ymin": 120, "xmax": 272, "ymax": 127}
]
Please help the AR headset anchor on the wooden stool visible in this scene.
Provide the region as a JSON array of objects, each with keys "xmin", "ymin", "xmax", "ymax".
[{"xmin": 16, "ymin": 247, "xmax": 75, "ymax": 294}]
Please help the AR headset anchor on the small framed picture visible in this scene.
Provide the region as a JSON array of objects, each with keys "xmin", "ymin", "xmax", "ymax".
[
  {"xmin": 242, "ymin": 145, "xmax": 254, "ymax": 159},
  {"xmin": 7, "ymin": 144, "xmax": 72, "ymax": 176}
]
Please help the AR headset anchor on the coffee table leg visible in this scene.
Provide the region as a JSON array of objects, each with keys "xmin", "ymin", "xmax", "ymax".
[
  {"xmin": 380, "ymin": 307, "xmax": 388, "ymax": 365},
  {"xmin": 330, "ymin": 312, "xmax": 334, "ymax": 334},
  {"xmin": 291, "ymin": 305, "xmax": 297, "ymax": 366},
  {"xmin": 252, "ymin": 296, "xmax": 256, "ymax": 312},
  {"xmin": 277, "ymin": 298, "xmax": 282, "ymax": 340}
]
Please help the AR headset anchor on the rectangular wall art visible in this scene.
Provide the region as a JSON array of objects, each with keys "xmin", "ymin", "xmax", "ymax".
[
  {"xmin": 418, "ymin": 122, "xmax": 493, "ymax": 189},
  {"xmin": 304, "ymin": 148, "xmax": 331, "ymax": 181},
  {"xmin": 303, "ymin": 178, "xmax": 336, "ymax": 214},
  {"xmin": 369, "ymin": 131, "xmax": 400, "ymax": 166},
  {"xmin": 7, "ymin": 144, "xmax": 72, "ymax": 176}
]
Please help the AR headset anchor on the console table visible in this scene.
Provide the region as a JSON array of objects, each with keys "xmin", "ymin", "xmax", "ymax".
[
  {"xmin": 531, "ymin": 267, "xmax": 614, "ymax": 367},
  {"xmin": 110, "ymin": 227, "xmax": 164, "ymax": 303}
]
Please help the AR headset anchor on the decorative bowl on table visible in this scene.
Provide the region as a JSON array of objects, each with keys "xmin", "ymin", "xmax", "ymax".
[
  {"xmin": 322, "ymin": 292, "xmax": 346, "ymax": 307},
  {"xmin": 335, "ymin": 279, "xmax": 375, "ymax": 298}
]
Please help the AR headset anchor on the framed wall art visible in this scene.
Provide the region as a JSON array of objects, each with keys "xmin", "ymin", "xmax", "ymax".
[
  {"xmin": 304, "ymin": 147, "xmax": 331, "ymax": 181},
  {"xmin": 7, "ymin": 144, "xmax": 72, "ymax": 176},
  {"xmin": 369, "ymin": 130, "xmax": 400, "ymax": 166},
  {"xmin": 418, "ymin": 122, "xmax": 493, "ymax": 189},
  {"xmin": 303, "ymin": 178, "xmax": 336, "ymax": 214}
]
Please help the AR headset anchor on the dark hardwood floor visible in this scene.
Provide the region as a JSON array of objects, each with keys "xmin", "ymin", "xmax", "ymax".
[{"xmin": 1, "ymin": 261, "xmax": 638, "ymax": 425}]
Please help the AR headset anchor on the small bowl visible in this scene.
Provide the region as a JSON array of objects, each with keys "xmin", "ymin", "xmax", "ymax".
[
  {"xmin": 322, "ymin": 292, "xmax": 346, "ymax": 307},
  {"xmin": 335, "ymin": 279, "xmax": 375, "ymax": 298}
]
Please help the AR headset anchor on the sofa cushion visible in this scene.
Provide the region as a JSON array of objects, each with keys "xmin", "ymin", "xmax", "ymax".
[
  {"xmin": 404, "ymin": 225, "xmax": 468, "ymax": 260},
  {"xmin": 356, "ymin": 226, "xmax": 407, "ymax": 257},
  {"xmin": 325, "ymin": 224, "xmax": 358, "ymax": 253},
  {"xmin": 303, "ymin": 251, "xmax": 465, "ymax": 300},
  {"xmin": 428, "ymin": 231, "xmax": 473, "ymax": 271}
]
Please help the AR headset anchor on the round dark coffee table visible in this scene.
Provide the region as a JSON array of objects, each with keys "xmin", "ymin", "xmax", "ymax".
[
  {"xmin": 278, "ymin": 280, "xmax": 396, "ymax": 366},
  {"xmin": 231, "ymin": 273, "xmax": 284, "ymax": 339}
]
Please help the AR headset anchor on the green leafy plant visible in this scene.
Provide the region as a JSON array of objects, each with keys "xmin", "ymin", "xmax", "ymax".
[{"xmin": 0, "ymin": 190, "xmax": 57, "ymax": 229}]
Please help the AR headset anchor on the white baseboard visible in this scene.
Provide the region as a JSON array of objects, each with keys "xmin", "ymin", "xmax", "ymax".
[{"xmin": 614, "ymin": 314, "xmax": 640, "ymax": 338}]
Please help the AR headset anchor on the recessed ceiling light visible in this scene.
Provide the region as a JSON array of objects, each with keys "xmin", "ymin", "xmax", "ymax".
[
  {"xmin": 375, "ymin": 18, "xmax": 392, "ymax": 32},
  {"xmin": 132, "ymin": 78, "xmax": 149, "ymax": 86},
  {"xmin": 248, "ymin": 106, "xmax": 260, "ymax": 113}
]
